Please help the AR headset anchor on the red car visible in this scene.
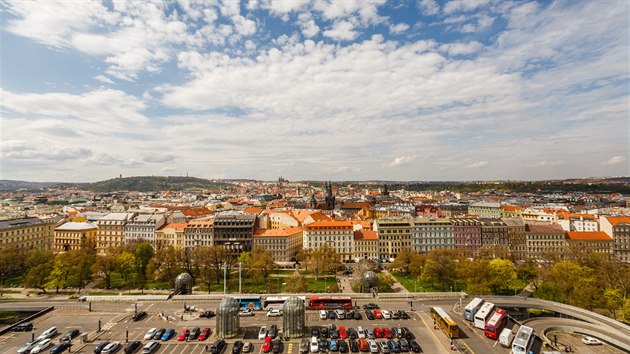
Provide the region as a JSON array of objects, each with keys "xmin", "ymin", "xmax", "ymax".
[
  {"xmin": 198, "ymin": 328, "xmax": 211, "ymax": 341},
  {"xmin": 358, "ymin": 339, "xmax": 369, "ymax": 352},
  {"xmin": 262, "ymin": 336, "xmax": 272, "ymax": 353},
  {"xmin": 373, "ymin": 310, "xmax": 382, "ymax": 319},
  {"xmin": 373, "ymin": 328, "xmax": 383, "ymax": 338},
  {"xmin": 177, "ymin": 329, "xmax": 190, "ymax": 341},
  {"xmin": 339, "ymin": 326, "xmax": 348, "ymax": 339},
  {"xmin": 383, "ymin": 328, "xmax": 393, "ymax": 339}
]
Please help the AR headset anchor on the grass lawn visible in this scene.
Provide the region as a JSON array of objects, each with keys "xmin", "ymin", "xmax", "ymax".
[
  {"xmin": 2, "ymin": 275, "xmax": 24, "ymax": 288},
  {"xmin": 305, "ymin": 277, "xmax": 336, "ymax": 292},
  {"xmin": 88, "ymin": 291, "xmax": 120, "ymax": 296},
  {"xmin": 391, "ymin": 272, "xmax": 466, "ymax": 292}
]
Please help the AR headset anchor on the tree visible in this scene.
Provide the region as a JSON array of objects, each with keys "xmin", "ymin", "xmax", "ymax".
[
  {"xmin": 117, "ymin": 252, "xmax": 136, "ymax": 284},
  {"xmin": 92, "ymin": 252, "xmax": 118, "ymax": 289},
  {"xmin": 388, "ymin": 249, "xmax": 419, "ymax": 274},
  {"xmin": 152, "ymin": 246, "xmax": 181, "ymax": 286},
  {"xmin": 47, "ymin": 254, "xmax": 73, "ymax": 294},
  {"xmin": 296, "ymin": 248, "xmax": 312, "ymax": 271},
  {"xmin": 195, "ymin": 247, "xmax": 217, "ymax": 293},
  {"xmin": 24, "ymin": 250, "xmax": 55, "ymax": 293},
  {"xmin": 487, "ymin": 259, "xmax": 516, "ymax": 294},
  {"xmin": 0, "ymin": 248, "xmax": 26, "ymax": 285},
  {"xmin": 516, "ymin": 259, "xmax": 540, "ymax": 291},
  {"xmin": 68, "ymin": 249, "xmax": 95, "ymax": 291},
  {"xmin": 251, "ymin": 247, "xmax": 276, "ymax": 281},
  {"xmin": 458, "ymin": 258, "xmax": 491, "ymax": 295},
  {"xmin": 421, "ymin": 249, "xmax": 457, "ymax": 291},
  {"xmin": 603, "ymin": 288, "xmax": 624, "ymax": 320},
  {"xmin": 135, "ymin": 242, "xmax": 154, "ymax": 288},
  {"xmin": 205, "ymin": 246, "xmax": 231, "ymax": 285},
  {"xmin": 307, "ymin": 244, "xmax": 342, "ymax": 278},
  {"xmin": 284, "ymin": 272, "xmax": 307, "ymax": 293}
]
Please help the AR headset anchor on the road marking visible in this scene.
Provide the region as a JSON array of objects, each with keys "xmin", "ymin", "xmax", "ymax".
[{"xmin": 417, "ymin": 313, "xmax": 450, "ymax": 354}]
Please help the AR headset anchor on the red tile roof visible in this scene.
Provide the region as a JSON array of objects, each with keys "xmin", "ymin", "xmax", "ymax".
[
  {"xmin": 354, "ymin": 229, "xmax": 377, "ymax": 241},
  {"xmin": 606, "ymin": 217, "xmax": 630, "ymax": 226},
  {"xmin": 566, "ymin": 231, "xmax": 612, "ymax": 241},
  {"xmin": 254, "ymin": 227, "xmax": 304, "ymax": 237}
]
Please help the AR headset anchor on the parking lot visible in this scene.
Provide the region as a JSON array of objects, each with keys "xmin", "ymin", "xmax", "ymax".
[{"xmin": 1, "ymin": 300, "xmax": 514, "ymax": 354}]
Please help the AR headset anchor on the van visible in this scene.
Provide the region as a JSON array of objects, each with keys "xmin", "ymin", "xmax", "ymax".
[
  {"xmin": 498, "ymin": 328, "xmax": 514, "ymax": 347},
  {"xmin": 335, "ymin": 310, "xmax": 345, "ymax": 320},
  {"xmin": 37, "ymin": 326, "xmax": 57, "ymax": 341}
]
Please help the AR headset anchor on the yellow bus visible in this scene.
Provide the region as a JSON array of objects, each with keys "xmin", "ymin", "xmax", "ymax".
[{"xmin": 430, "ymin": 306, "xmax": 460, "ymax": 339}]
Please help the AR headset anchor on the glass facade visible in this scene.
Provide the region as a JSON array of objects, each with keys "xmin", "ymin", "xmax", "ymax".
[
  {"xmin": 282, "ymin": 296, "xmax": 305, "ymax": 338},
  {"xmin": 216, "ymin": 296, "xmax": 240, "ymax": 338}
]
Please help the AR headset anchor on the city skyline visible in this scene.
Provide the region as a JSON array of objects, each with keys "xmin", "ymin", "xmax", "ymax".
[{"xmin": 1, "ymin": 0, "xmax": 628, "ymax": 183}]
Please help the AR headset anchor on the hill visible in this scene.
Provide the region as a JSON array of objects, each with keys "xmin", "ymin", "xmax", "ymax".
[{"xmin": 88, "ymin": 176, "xmax": 230, "ymax": 192}]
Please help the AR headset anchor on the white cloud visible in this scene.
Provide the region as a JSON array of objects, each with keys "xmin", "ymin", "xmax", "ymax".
[
  {"xmin": 390, "ymin": 155, "xmax": 416, "ymax": 167},
  {"xmin": 602, "ymin": 156, "xmax": 626, "ymax": 165},
  {"xmin": 439, "ymin": 41, "xmax": 483, "ymax": 55},
  {"xmin": 418, "ymin": 0, "xmax": 440, "ymax": 16},
  {"xmin": 264, "ymin": 0, "xmax": 310, "ymax": 15},
  {"xmin": 94, "ymin": 75, "xmax": 114, "ymax": 84},
  {"xmin": 389, "ymin": 23, "xmax": 409, "ymax": 34},
  {"xmin": 444, "ymin": 0, "xmax": 490, "ymax": 14},
  {"xmin": 323, "ymin": 20, "xmax": 359, "ymax": 41},
  {"xmin": 466, "ymin": 161, "xmax": 488, "ymax": 168}
]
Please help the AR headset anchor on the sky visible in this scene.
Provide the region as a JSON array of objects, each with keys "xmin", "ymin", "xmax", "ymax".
[{"xmin": 0, "ymin": 0, "xmax": 628, "ymax": 183}]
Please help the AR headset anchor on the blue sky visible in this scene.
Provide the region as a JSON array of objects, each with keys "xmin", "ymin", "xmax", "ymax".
[{"xmin": 0, "ymin": 0, "xmax": 628, "ymax": 182}]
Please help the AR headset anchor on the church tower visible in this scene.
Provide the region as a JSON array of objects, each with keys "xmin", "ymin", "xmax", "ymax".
[{"xmin": 325, "ymin": 181, "xmax": 336, "ymax": 210}]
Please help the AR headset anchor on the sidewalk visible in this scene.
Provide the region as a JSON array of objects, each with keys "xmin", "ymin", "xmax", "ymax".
[{"xmin": 382, "ymin": 269, "xmax": 409, "ymax": 293}]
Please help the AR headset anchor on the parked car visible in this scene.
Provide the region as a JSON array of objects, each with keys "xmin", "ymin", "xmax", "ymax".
[
  {"xmin": 142, "ymin": 341, "xmax": 159, "ymax": 354},
  {"xmin": 319, "ymin": 310, "xmax": 328, "ymax": 320},
  {"xmin": 144, "ymin": 328, "xmax": 157, "ymax": 340},
  {"xmin": 383, "ymin": 329, "xmax": 393, "ymax": 339},
  {"xmin": 152, "ymin": 328, "xmax": 166, "ymax": 340},
  {"xmin": 365, "ymin": 311, "xmax": 375, "ymax": 320},
  {"xmin": 124, "ymin": 341, "xmax": 142, "ymax": 354},
  {"xmin": 94, "ymin": 342, "xmax": 110, "ymax": 354},
  {"xmin": 329, "ymin": 339, "xmax": 338, "ymax": 352},
  {"xmin": 390, "ymin": 328, "xmax": 399, "ymax": 339},
  {"xmin": 211, "ymin": 339, "xmax": 226, "ymax": 354},
  {"xmin": 37, "ymin": 326, "xmax": 57, "ymax": 341},
  {"xmin": 365, "ymin": 328, "xmax": 375, "ymax": 340},
  {"xmin": 338, "ymin": 326, "xmax": 348, "ymax": 339},
  {"xmin": 367, "ymin": 340, "xmax": 379, "ymax": 354},
  {"xmin": 320, "ymin": 327, "xmax": 329, "ymax": 339},
  {"xmin": 259, "ymin": 326, "xmax": 268, "ymax": 340},
  {"xmin": 310, "ymin": 337, "xmax": 319, "ymax": 353},
  {"xmin": 373, "ymin": 328, "xmax": 383, "ymax": 338},
  {"xmin": 396, "ymin": 311, "xmax": 409, "ymax": 320},
  {"xmin": 50, "ymin": 342, "xmax": 71, "ymax": 354},
  {"xmin": 347, "ymin": 328, "xmax": 357, "ymax": 339},
  {"xmin": 30, "ymin": 338, "xmax": 53, "ymax": 354},
  {"xmin": 60, "ymin": 329, "xmax": 80, "ymax": 342},
  {"xmin": 13, "ymin": 322, "xmax": 33, "ymax": 332},
  {"xmin": 232, "ymin": 341, "xmax": 244, "ymax": 354},
  {"xmin": 349, "ymin": 339, "xmax": 359, "ymax": 353},
  {"xmin": 407, "ymin": 340, "xmax": 421, "ymax": 353},
  {"xmin": 268, "ymin": 324, "xmax": 278, "ymax": 339},
  {"xmin": 177, "ymin": 329, "xmax": 190, "ymax": 341},
  {"xmin": 381, "ymin": 310, "xmax": 391, "ymax": 320},
  {"xmin": 311, "ymin": 328, "xmax": 320, "ymax": 338},
  {"xmin": 318, "ymin": 340, "xmax": 329, "ymax": 353},
  {"xmin": 357, "ymin": 327, "xmax": 365, "ymax": 339},
  {"xmin": 300, "ymin": 338, "xmax": 311, "ymax": 354},
  {"xmin": 243, "ymin": 342, "xmax": 253, "ymax": 353},
  {"xmin": 161, "ymin": 329, "xmax": 175, "ymax": 341},
  {"xmin": 582, "ymin": 336, "xmax": 603, "ymax": 345},
  {"xmin": 266, "ymin": 309, "xmax": 283, "ymax": 317},
  {"xmin": 363, "ymin": 304, "xmax": 379, "ymax": 310},
  {"xmin": 200, "ymin": 310, "xmax": 216, "ymax": 318},
  {"xmin": 101, "ymin": 341, "xmax": 121, "ymax": 354},
  {"xmin": 18, "ymin": 340, "xmax": 41, "ymax": 354},
  {"xmin": 132, "ymin": 311, "xmax": 147, "ymax": 321},
  {"xmin": 378, "ymin": 341, "xmax": 390, "ymax": 354},
  {"xmin": 262, "ymin": 337, "xmax": 272, "ymax": 353},
  {"xmin": 358, "ymin": 339, "xmax": 369, "ymax": 353},
  {"xmin": 328, "ymin": 310, "xmax": 336, "ymax": 320},
  {"xmin": 400, "ymin": 328, "xmax": 414, "ymax": 340},
  {"xmin": 390, "ymin": 311, "xmax": 399, "ymax": 320},
  {"xmin": 272, "ymin": 339, "xmax": 283, "ymax": 354},
  {"xmin": 239, "ymin": 308, "xmax": 255, "ymax": 317},
  {"xmin": 353, "ymin": 311, "xmax": 362, "ymax": 320},
  {"xmin": 189, "ymin": 327, "xmax": 201, "ymax": 340},
  {"xmin": 373, "ymin": 310, "xmax": 382, "ymax": 319},
  {"xmin": 398, "ymin": 339, "xmax": 409, "ymax": 352},
  {"xmin": 338, "ymin": 340, "xmax": 348, "ymax": 353},
  {"xmin": 387, "ymin": 340, "xmax": 399, "ymax": 353},
  {"xmin": 199, "ymin": 328, "xmax": 211, "ymax": 341}
]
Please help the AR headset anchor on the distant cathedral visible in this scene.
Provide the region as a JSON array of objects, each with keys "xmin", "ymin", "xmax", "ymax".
[{"xmin": 310, "ymin": 181, "xmax": 336, "ymax": 210}]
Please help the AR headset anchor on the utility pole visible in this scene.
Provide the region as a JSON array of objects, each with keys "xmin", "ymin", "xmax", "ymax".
[
  {"xmin": 223, "ymin": 263, "xmax": 227, "ymax": 294},
  {"xmin": 239, "ymin": 261, "xmax": 242, "ymax": 294}
]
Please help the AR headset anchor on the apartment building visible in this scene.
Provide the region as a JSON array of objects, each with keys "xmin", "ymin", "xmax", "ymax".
[
  {"xmin": 0, "ymin": 217, "xmax": 54, "ymax": 251},
  {"xmin": 213, "ymin": 213, "xmax": 257, "ymax": 255},
  {"xmin": 373, "ymin": 219, "xmax": 412, "ymax": 260},
  {"xmin": 155, "ymin": 223, "xmax": 186, "ymax": 249},
  {"xmin": 503, "ymin": 218, "xmax": 526, "ymax": 260},
  {"xmin": 600, "ymin": 216, "xmax": 630, "ymax": 263},
  {"xmin": 125, "ymin": 213, "xmax": 166, "ymax": 243},
  {"xmin": 412, "ymin": 218, "xmax": 454, "ymax": 253},
  {"xmin": 557, "ymin": 213, "xmax": 598, "ymax": 232},
  {"xmin": 253, "ymin": 227, "xmax": 303, "ymax": 262},
  {"xmin": 96, "ymin": 212, "xmax": 136, "ymax": 254},
  {"xmin": 565, "ymin": 231, "xmax": 613, "ymax": 257},
  {"xmin": 53, "ymin": 221, "xmax": 97, "ymax": 252},
  {"xmin": 303, "ymin": 221, "xmax": 354, "ymax": 261},
  {"xmin": 353, "ymin": 229, "xmax": 378, "ymax": 261},
  {"xmin": 452, "ymin": 218, "xmax": 482, "ymax": 257},
  {"xmin": 468, "ymin": 202, "xmax": 501, "ymax": 218},
  {"xmin": 184, "ymin": 217, "xmax": 214, "ymax": 248},
  {"xmin": 479, "ymin": 218, "xmax": 509, "ymax": 248},
  {"xmin": 525, "ymin": 223, "xmax": 565, "ymax": 260}
]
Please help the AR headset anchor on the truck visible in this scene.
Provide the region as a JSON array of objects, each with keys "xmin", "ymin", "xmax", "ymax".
[{"xmin": 498, "ymin": 328, "xmax": 514, "ymax": 347}]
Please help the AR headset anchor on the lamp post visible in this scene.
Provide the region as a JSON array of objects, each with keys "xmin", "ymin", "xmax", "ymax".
[
  {"xmin": 125, "ymin": 326, "xmax": 128, "ymax": 343},
  {"xmin": 223, "ymin": 262, "xmax": 227, "ymax": 294},
  {"xmin": 98, "ymin": 318, "xmax": 101, "ymax": 333}
]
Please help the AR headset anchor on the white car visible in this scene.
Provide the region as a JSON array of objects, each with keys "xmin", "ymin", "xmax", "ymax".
[
  {"xmin": 258, "ymin": 326, "xmax": 268, "ymax": 340},
  {"xmin": 319, "ymin": 310, "xmax": 327, "ymax": 320},
  {"xmin": 17, "ymin": 340, "xmax": 41, "ymax": 354},
  {"xmin": 381, "ymin": 310, "xmax": 391, "ymax": 319},
  {"xmin": 36, "ymin": 327, "xmax": 57, "ymax": 341},
  {"xmin": 239, "ymin": 308, "xmax": 255, "ymax": 317},
  {"xmin": 266, "ymin": 309, "xmax": 282, "ymax": 317},
  {"xmin": 581, "ymin": 336, "xmax": 602, "ymax": 345},
  {"xmin": 30, "ymin": 338, "xmax": 53, "ymax": 354},
  {"xmin": 368, "ymin": 340, "xmax": 379, "ymax": 353},
  {"xmin": 310, "ymin": 337, "xmax": 319, "ymax": 353},
  {"xmin": 144, "ymin": 328, "xmax": 157, "ymax": 340},
  {"xmin": 357, "ymin": 326, "xmax": 365, "ymax": 339},
  {"xmin": 102, "ymin": 341, "xmax": 121, "ymax": 354}
]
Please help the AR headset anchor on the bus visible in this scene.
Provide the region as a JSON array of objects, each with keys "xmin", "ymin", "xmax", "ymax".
[
  {"xmin": 474, "ymin": 302, "xmax": 496, "ymax": 329},
  {"xmin": 511, "ymin": 325, "xmax": 534, "ymax": 354},
  {"xmin": 237, "ymin": 296, "xmax": 262, "ymax": 310},
  {"xmin": 463, "ymin": 298, "xmax": 484, "ymax": 322},
  {"xmin": 430, "ymin": 307, "xmax": 460, "ymax": 339},
  {"xmin": 263, "ymin": 296, "xmax": 306, "ymax": 310},
  {"xmin": 307, "ymin": 296, "xmax": 353, "ymax": 310},
  {"xmin": 484, "ymin": 308, "xmax": 507, "ymax": 340}
]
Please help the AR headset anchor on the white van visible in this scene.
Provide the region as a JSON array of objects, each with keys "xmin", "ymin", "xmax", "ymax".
[
  {"xmin": 498, "ymin": 328, "xmax": 514, "ymax": 347},
  {"xmin": 335, "ymin": 310, "xmax": 345, "ymax": 319},
  {"xmin": 36, "ymin": 327, "xmax": 57, "ymax": 341}
]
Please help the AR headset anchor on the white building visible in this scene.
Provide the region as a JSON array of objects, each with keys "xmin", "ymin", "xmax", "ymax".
[{"xmin": 303, "ymin": 221, "xmax": 354, "ymax": 261}]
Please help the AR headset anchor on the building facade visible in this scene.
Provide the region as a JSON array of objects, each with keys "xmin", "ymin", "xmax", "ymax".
[
  {"xmin": 53, "ymin": 221, "xmax": 97, "ymax": 252},
  {"xmin": 125, "ymin": 213, "xmax": 166, "ymax": 244},
  {"xmin": 184, "ymin": 217, "xmax": 214, "ymax": 248},
  {"xmin": 525, "ymin": 223, "xmax": 566, "ymax": 260},
  {"xmin": 373, "ymin": 219, "xmax": 412, "ymax": 260},
  {"xmin": 353, "ymin": 229, "xmax": 378, "ymax": 261},
  {"xmin": 600, "ymin": 216, "xmax": 630, "ymax": 263},
  {"xmin": 303, "ymin": 221, "xmax": 354, "ymax": 261},
  {"xmin": 452, "ymin": 218, "xmax": 482, "ymax": 257},
  {"xmin": 412, "ymin": 218, "xmax": 454, "ymax": 253},
  {"xmin": 503, "ymin": 218, "xmax": 526, "ymax": 260},
  {"xmin": 253, "ymin": 227, "xmax": 303, "ymax": 262},
  {"xmin": 565, "ymin": 231, "xmax": 613, "ymax": 257},
  {"xmin": 155, "ymin": 223, "xmax": 186, "ymax": 249},
  {"xmin": 0, "ymin": 217, "xmax": 54, "ymax": 251},
  {"xmin": 468, "ymin": 202, "xmax": 501, "ymax": 218},
  {"xmin": 213, "ymin": 213, "xmax": 257, "ymax": 255},
  {"xmin": 96, "ymin": 212, "xmax": 136, "ymax": 255}
]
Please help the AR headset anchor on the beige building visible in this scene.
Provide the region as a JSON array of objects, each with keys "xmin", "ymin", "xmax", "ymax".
[
  {"xmin": 155, "ymin": 223, "xmax": 186, "ymax": 249},
  {"xmin": 53, "ymin": 221, "xmax": 97, "ymax": 252},
  {"xmin": 184, "ymin": 217, "xmax": 214, "ymax": 248},
  {"xmin": 525, "ymin": 223, "xmax": 565, "ymax": 260},
  {"xmin": 253, "ymin": 227, "xmax": 303, "ymax": 262},
  {"xmin": 0, "ymin": 217, "xmax": 54, "ymax": 251},
  {"xmin": 412, "ymin": 218, "xmax": 454, "ymax": 253},
  {"xmin": 600, "ymin": 216, "xmax": 630, "ymax": 263},
  {"xmin": 303, "ymin": 221, "xmax": 354, "ymax": 261},
  {"xmin": 353, "ymin": 229, "xmax": 378, "ymax": 261},
  {"xmin": 565, "ymin": 231, "xmax": 613, "ymax": 258},
  {"xmin": 96, "ymin": 212, "xmax": 136, "ymax": 254},
  {"xmin": 373, "ymin": 219, "xmax": 412, "ymax": 261},
  {"xmin": 503, "ymin": 218, "xmax": 526, "ymax": 260}
]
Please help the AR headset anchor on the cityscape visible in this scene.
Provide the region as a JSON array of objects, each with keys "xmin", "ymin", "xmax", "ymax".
[{"xmin": 1, "ymin": 1, "xmax": 629, "ymax": 354}]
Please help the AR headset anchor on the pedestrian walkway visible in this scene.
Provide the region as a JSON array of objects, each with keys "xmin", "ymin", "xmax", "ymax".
[{"xmin": 382, "ymin": 270, "xmax": 409, "ymax": 293}]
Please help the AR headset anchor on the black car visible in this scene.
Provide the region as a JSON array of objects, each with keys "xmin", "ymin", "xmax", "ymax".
[
  {"xmin": 398, "ymin": 339, "xmax": 409, "ymax": 352},
  {"xmin": 387, "ymin": 340, "xmax": 399, "ymax": 353},
  {"xmin": 401, "ymin": 328, "xmax": 413, "ymax": 340},
  {"xmin": 328, "ymin": 310, "xmax": 336, "ymax": 320},
  {"xmin": 189, "ymin": 327, "xmax": 201, "ymax": 340},
  {"xmin": 347, "ymin": 328, "xmax": 357, "ymax": 340},
  {"xmin": 353, "ymin": 311, "xmax": 362, "ymax": 320},
  {"xmin": 60, "ymin": 329, "xmax": 80, "ymax": 342},
  {"xmin": 268, "ymin": 325, "xmax": 278, "ymax": 339},
  {"xmin": 320, "ymin": 327, "xmax": 329, "ymax": 339},
  {"xmin": 397, "ymin": 311, "xmax": 409, "ymax": 320},
  {"xmin": 272, "ymin": 340, "xmax": 283, "ymax": 354},
  {"xmin": 95, "ymin": 342, "xmax": 110, "ymax": 354},
  {"xmin": 312, "ymin": 328, "xmax": 320, "ymax": 338},
  {"xmin": 362, "ymin": 304, "xmax": 379, "ymax": 310},
  {"xmin": 338, "ymin": 340, "xmax": 348, "ymax": 353},
  {"xmin": 365, "ymin": 310, "xmax": 375, "ymax": 320},
  {"xmin": 210, "ymin": 339, "xmax": 226, "ymax": 354},
  {"xmin": 51, "ymin": 342, "xmax": 71, "ymax": 354},
  {"xmin": 13, "ymin": 322, "xmax": 33, "ymax": 332},
  {"xmin": 319, "ymin": 340, "xmax": 329, "ymax": 353},
  {"xmin": 348, "ymin": 339, "xmax": 359, "ymax": 353},
  {"xmin": 407, "ymin": 340, "xmax": 421, "ymax": 353},
  {"xmin": 132, "ymin": 311, "xmax": 147, "ymax": 321},
  {"xmin": 124, "ymin": 341, "xmax": 142, "ymax": 354},
  {"xmin": 200, "ymin": 310, "xmax": 216, "ymax": 318},
  {"xmin": 232, "ymin": 341, "xmax": 244, "ymax": 354},
  {"xmin": 153, "ymin": 328, "xmax": 166, "ymax": 340}
]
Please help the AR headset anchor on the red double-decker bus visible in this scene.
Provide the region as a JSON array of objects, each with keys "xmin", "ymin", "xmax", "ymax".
[
  {"xmin": 484, "ymin": 308, "xmax": 507, "ymax": 340},
  {"xmin": 307, "ymin": 296, "xmax": 353, "ymax": 310}
]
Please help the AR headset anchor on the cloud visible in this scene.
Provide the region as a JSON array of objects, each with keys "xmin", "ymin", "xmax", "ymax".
[
  {"xmin": 323, "ymin": 20, "xmax": 359, "ymax": 41},
  {"xmin": 418, "ymin": 0, "xmax": 440, "ymax": 16},
  {"xmin": 444, "ymin": 0, "xmax": 490, "ymax": 14},
  {"xmin": 602, "ymin": 156, "xmax": 626, "ymax": 165},
  {"xmin": 389, "ymin": 23, "xmax": 409, "ymax": 34},
  {"xmin": 0, "ymin": 140, "xmax": 92, "ymax": 161},
  {"xmin": 390, "ymin": 156, "xmax": 417, "ymax": 167},
  {"xmin": 466, "ymin": 161, "xmax": 488, "ymax": 168},
  {"xmin": 439, "ymin": 41, "xmax": 483, "ymax": 55},
  {"xmin": 143, "ymin": 155, "xmax": 176, "ymax": 163},
  {"xmin": 94, "ymin": 75, "xmax": 114, "ymax": 84}
]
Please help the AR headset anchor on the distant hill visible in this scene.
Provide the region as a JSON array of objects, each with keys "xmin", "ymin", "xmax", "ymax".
[
  {"xmin": 0, "ymin": 180, "xmax": 80, "ymax": 192},
  {"xmin": 88, "ymin": 176, "xmax": 230, "ymax": 192}
]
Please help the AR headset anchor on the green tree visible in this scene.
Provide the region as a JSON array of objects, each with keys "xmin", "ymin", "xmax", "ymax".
[
  {"xmin": 421, "ymin": 249, "xmax": 457, "ymax": 291},
  {"xmin": 251, "ymin": 247, "xmax": 276, "ymax": 280},
  {"xmin": 285, "ymin": 272, "xmax": 307, "ymax": 293},
  {"xmin": 117, "ymin": 252, "xmax": 136, "ymax": 284},
  {"xmin": 194, "ymin": 247, "xmax": 217, "ymax": 293},
  {"xmin": 23, "ymin": 250, "xmax": 55, "ymax": 293},
  {"xmin": 69, "ymin": 249, "xmax": 95, "ymax": 291},
  {"xmin": 92, "ymin": 251, "xmax": 118, "ymax": 289},
  {"xmin": 135, "ymin": 242, "xmax": 154, "ymax": 288},
  {"xmin": 152, "ymin": 246, "xmax": 181, "ymax": 286},
  {"xmin": 388, "ymin": 249, "xmax": 420, "ymax": 274},
  {"xmin": 458, "ymin": 258, "xmax": 491, "ymax": 295},
  {"xmin": 487, "ymin": 259, "xmax": 516, "ymax": 294},
  {"xmin": 47, "ymin": 254, "xmax": 73, "ymax": 294},
  {"xmin": 307, "ymin": 244, "xmax": 342, "ymax": 278},
  {"xmin": 0, "ymin": 248, "xmax": 26, "ymax": 285},
  {"xmin": 603, "ymin": 288, "xmax": 624, "ymax": 320}
]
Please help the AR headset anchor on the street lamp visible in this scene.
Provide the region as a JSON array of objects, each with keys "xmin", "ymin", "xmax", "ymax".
[
  {"xmin": 125, "ymin": 326, "xmax": 129, "ymax": 343},
  {"xmin": 98, "ymin": 318, "xmax": 102, "ymax": 332}
]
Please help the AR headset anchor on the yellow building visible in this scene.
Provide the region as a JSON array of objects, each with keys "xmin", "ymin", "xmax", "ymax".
[
  {"xmin": 155, "ymin": 223, "xmax": 186, "ymax": 249},
  {"xmin": 353, "ymin": 229, "xmax": 378, "ymax": 261},
  {"xmin": 96, "ymin": 212, "xmax": 135, "ymax": 255},
  {"xmin": 0, "ymin": 217, "xmax": 54, "ymax": 251},
  {"xmin": 53, "ymin": 221, "xmax": 98, "ymax": 252},
  {"xmin": 253, "ymin": 227, "xmax": 303, "ymax": 262}
]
